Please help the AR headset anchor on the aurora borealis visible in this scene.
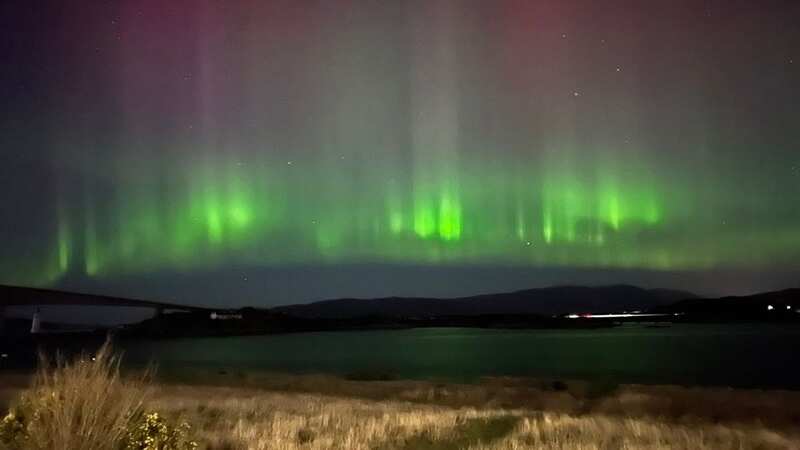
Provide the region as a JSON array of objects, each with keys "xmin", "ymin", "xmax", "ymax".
[{"xmin": 1, "ymin": 1, "xmax": 799, "ymax": 304}]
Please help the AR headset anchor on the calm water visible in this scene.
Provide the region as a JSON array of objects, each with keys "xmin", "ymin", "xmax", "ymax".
[{"xmin": 119, "ymin": 324, "xmax": 800, "ymax": 389}]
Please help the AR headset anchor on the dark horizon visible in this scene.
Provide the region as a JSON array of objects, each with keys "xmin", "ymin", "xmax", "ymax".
[
  {"xmin": 5, "ymin": 266, "xmax": 800, "ymax": 309},
  {"xmin": 3, "ymin": 280, "xmax": 799, "ymax": 328},
  {"xmin": 49, "ymin": 263, "xmax": 800, "ymax": 308}
]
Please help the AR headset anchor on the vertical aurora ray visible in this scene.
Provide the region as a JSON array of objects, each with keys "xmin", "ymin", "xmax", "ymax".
[
  {"xmin": 56, "ymin": 205, "xmax": 71, "ymax": 273},
  {"xmin": 83, "ymin": 203, "xmax": 100, "ymax": 277},
  {"xmin": 410, "ymin": 1, "xmax": 463, "ymax": 244}
]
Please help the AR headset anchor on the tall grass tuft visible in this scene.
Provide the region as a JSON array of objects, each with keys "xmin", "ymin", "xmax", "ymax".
[{"xmin": 1, "ymin": 339, "xmax": 150, "ymax": 450}]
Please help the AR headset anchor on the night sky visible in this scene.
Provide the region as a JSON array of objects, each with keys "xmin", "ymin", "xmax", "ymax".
[{"xmin": 1, "ymin": 1, "xmax": 799, "ymax": 307}]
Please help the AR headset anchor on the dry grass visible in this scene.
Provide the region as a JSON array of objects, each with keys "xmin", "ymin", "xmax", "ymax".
[
  {"xmin": 3, "ymin": 348, "xmax": 800, "ymax": 449},
  {"xmin": 147, "ymin": 383, "xmax": 800, "ymax": 450},
  {"xmin": 157, "ymin": 368, "xmax": 800, "ymax": 429},
  {"xmin": 0, "ymin": 341, "xmax": 151, "ymax": 450}
]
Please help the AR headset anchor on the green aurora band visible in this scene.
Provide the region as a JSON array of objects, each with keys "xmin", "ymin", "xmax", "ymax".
[{"xmin": 8, "ymin": 149, "xmax": 798, "ymax": 287}]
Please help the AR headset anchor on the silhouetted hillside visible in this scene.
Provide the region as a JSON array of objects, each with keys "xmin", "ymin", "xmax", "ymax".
[
  {"xmin": 656, "ymin": 288, "xmax": 800, "ymax": 321},
  {"xmin": 272, "ymin": 285, "xmax": 696, "ymax": 319}
]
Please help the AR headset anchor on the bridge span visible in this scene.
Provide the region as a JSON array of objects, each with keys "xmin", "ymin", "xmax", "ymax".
[{"xmin": 0, "ymin": 284, "xmax": 211, "ymax": 334}]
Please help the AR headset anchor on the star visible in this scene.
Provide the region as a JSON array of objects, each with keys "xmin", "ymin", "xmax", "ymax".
[
  {"xmin": 287, "ymin": 161, "xmax": 293, "ymax": 165},
  {"xmin": 573, "ymin": 91, "xmax": 580, "ymax": 97},
  {"xmin": 615, "ymin": 67, "xmax": 622, "ymax": 72}
]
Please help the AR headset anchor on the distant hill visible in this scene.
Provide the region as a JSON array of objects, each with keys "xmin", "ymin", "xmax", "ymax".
[
  {"xmin": 271, "ymin": 285, "xmax": 697, "ymax": 319},
  {"xmin": 656, "ymin": 288, "xmax": 800, "ymax": 319}
]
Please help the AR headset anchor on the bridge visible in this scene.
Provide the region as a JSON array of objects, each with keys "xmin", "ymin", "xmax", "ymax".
[{"xmin": 0, "ymin": 284, "xmax": 211, "ymax": 334}]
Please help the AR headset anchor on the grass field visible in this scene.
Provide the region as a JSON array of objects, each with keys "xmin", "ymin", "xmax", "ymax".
[
  {"xmin": 149, "ymin": 384, "xmax": 800, "ymax": 450},
  {"xmin": 2, "ymin": 344, "xmax": 799, "ymax": 449}
]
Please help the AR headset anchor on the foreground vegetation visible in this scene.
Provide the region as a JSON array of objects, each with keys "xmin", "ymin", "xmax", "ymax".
[
  {"xmin": 2, "ymin": 343, "xmax": 799, "ymax": 449},
  {"xmin": 0, "ymin": 343, "xmax": 195, "ymax": 450}
]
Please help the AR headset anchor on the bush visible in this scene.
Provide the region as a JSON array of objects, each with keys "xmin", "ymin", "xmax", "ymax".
[
  {"xmin": 0, "ymin": 339, "xmax": 196, "ymax": 450},
  {"xmin": 0, "ymin": 411, "xmax": 28, "ymax": 448},
  {"xmin": 124, "ymin": 412, "xmax": 197, "ymax": 450},
  {"xmin": 296, "ymin": 427, "xmax": 315, "ymax": 444}
]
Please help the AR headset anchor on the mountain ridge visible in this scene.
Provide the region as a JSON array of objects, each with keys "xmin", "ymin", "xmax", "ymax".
[{"xmin": 271, "ymin": 285, "xmax": 697, "ymax": 319}]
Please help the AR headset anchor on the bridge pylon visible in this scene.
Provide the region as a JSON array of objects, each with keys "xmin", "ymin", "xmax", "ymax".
[{"xmin": 31, "ymin": 308, "xmax": 41, "ymax": 334}]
